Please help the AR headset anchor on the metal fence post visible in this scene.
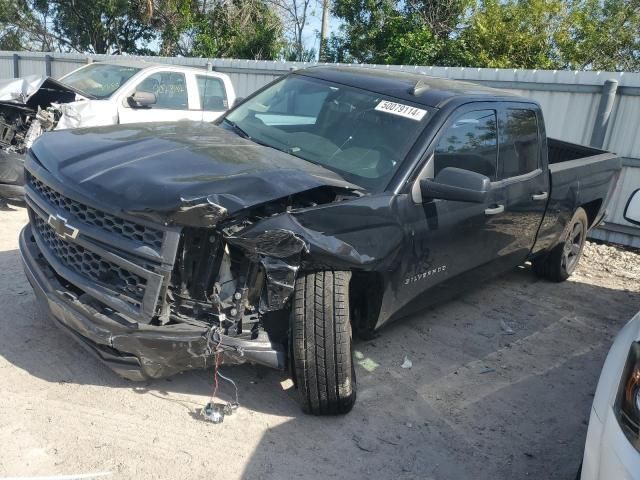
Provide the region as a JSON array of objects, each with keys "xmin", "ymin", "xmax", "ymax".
[
  {"xmin": 590, "ymin": 79, "xmax": 619, "ymax": 148},
  {"xmin": 45, "ymin": 54, "xmax": 52, "ymax": 76},
  {"xmin": 12, "ymin": 53, "xmax": 19, "ymax": 78}
]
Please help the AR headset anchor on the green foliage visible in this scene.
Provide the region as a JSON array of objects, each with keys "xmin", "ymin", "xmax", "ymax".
[
  {"xmin": 329, "ymin": 0, "xmax": 471, "ymax": 64},
  {"xmin": 329, "ymin": 0, "xmax": 640, "ymax": 71},
  {"xmin": 0, "ymin": 0, "xmax": 156, "ymax": 54},
  {"xmin": 461, "ymin": 0, "xmax": 570, "ymax": 69},
  {"xmin": 52, "ymin": 0, "xmax": 156, "ymax": 54},
  {"xmin": 143, "ymin": 0, "xmax": 201, "ymax": 56},
  {"xmin": 1, "ymin": 0, "xmax": 639, "ymax": 68},
  {"xmin": 191, "ymin": 0, "xmax": 284, "ymax": 59},
  {"xmin": 559, "ymin": 0, "xmax": 640, "ymax": 71}
]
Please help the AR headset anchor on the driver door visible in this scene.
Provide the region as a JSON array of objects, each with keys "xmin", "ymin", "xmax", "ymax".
[
  {"xmin": 379, "ymin": 104, "xmax": 508, "ymax": 325},
  {"xmin": 118, "ymin": 71, "xmax": 196, "ymax": 124}
]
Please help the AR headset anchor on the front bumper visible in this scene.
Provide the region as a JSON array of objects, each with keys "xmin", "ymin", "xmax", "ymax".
[
  {"xmin": 582, "ymin": 407, "xmax": 640, "ymax": 480},
  {"xmin": 19, "ymin": 224, "xmax": 286, "ymax": 381},
  {"xmin": 581, "ymin": 312, "xmax": 640, "ymax": 480}
]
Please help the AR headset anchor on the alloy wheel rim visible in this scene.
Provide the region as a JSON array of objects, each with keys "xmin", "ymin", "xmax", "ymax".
[{"xmin": 562, "ymin": 221, "xmax": 583, "ymax": 273}]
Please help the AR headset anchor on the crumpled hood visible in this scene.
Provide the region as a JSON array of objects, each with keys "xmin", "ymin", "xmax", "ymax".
[
  {"xmin": 0, "ymin": 75, "xmax": 88, "ymax": 108},
  {"xmin": 29, "ymin": 122, "xmax": 360, "ymax": 226}
]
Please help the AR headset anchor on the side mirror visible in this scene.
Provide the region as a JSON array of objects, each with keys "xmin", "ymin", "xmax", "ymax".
[
  {"xmin": 232, "ymin": 97, "xmax": 245, "ymax": 108},
  {"xmin": 127, "ymin": 90, "xmax": 156, "ymax": 108},
  {"xmin": 624, "ymin": 188, "xmax": 640, "ymax": 226},
  {"xmin": 420, "ymin": 167, "xmax": 491, "ymax": 203}
]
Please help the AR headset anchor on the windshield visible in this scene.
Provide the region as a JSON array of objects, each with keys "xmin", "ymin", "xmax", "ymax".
[
  {"xmin": 224, "ymin": 75, "xmax": 432, "ymax": 191},
  {"xmin": 60, "ymin": 64, "xmax": 141, "ymax": 99}
]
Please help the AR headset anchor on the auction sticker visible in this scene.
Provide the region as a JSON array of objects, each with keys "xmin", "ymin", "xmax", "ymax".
[{"xmin": 375, "ymin": 101, "xmax": 427, "ymax": 121}]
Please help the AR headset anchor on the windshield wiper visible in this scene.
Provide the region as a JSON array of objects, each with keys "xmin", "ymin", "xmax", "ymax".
[{"xmin": 223, "ymin": 118, "xmax": 251, "ymax": 139}]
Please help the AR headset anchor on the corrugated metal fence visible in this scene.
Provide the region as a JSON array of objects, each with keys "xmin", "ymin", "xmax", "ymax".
[{"xmin": 1, "ymin": 51, "xmax": 639, "ymax": 246}]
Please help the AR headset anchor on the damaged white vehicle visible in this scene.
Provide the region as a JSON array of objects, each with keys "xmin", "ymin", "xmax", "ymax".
[{"xmin": 0, "ymin": 61, "xmax": 236, "ymax": 205}]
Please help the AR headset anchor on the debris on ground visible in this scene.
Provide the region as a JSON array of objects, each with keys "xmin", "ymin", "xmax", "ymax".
[
  {"xmin": 500, "ymin": 319, "xmax": 515, "ymax": 335},
  {"xmin": 202, "ymin": 402, "xmax": 232, "ymax": 424},
  {"xmin": 353, "ymin": 435, "xmax": 379, "ymax": 453},
  {"xmin": 401, "ymin": 356, "xmax": 412, "ymax": 369},
  {"xmin": 578, "ymin": 241, "xmax": 640, "ymax": 287}
]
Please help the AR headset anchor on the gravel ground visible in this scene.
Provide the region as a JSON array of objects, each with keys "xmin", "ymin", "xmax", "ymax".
[{"xmin": 1, "ymin": 205, "xmax": 639, "ymax": 480}]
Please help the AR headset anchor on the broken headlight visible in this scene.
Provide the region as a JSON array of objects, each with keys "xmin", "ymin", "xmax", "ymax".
[{"xmin": 615, "ymin": 341, "xmax": 640, "ymax": 452}]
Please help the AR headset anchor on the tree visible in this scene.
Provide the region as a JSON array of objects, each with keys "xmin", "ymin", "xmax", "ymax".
[
  {"xmin": 191, "ymin": 0, "xmax": 284, "ymax": 59},
  {"xmin": 140, "ymin": 0, "xmax": 201, "ymax": 56},
  {"xmin": 52, "ymin": 0, "xmax": 156, "ymax": 54},
  {"xmin": 0, "ymin": 0, "xmax": 63, "ymax": 52},
  {"xmin": 266, "ymin": 0, "xmax": 314, "ymax": 61},
  {"xmin": 460, "ymin": 0, "xmax": 570, "ymax": 69},
  {"xmin": 328, "ymin": 0, "xmax": 471, "ymax": 64},
  {"xmin": 0, "ymin": 0, "xmax": 156, "ymax": 54},
  {"xmin": 559, "ymin": 0, "xmax": 640, "ymax": 71},
  {"xmin": 459, "ymin": 0, "xmax": 640, "ymax": 71}
]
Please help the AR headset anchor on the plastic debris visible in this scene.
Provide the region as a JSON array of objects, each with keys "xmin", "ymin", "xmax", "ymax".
[
  {"xmin": 479, "ymin": 367, "xmax": 496, "ymax": 374},
  {"xmin": 202, "ymin": 402, "xmax": 231, "ymax": 424},
  {"xmin": 401, "ymin": 356, "xmax": 413, "ymax": 369},
  {"xmin": 500, "ymin": 319, "xmax": 515, "ymax": 335}
]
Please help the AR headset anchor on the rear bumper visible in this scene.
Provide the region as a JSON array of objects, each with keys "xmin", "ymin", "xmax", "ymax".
[{"xmin": 19, "ymin": 224, "xmax": 286, "ymax": 380}]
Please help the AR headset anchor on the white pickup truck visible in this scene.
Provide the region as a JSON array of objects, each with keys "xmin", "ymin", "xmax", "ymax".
[
  {"xmin": 0, "ymin": 61, "xmax": 237, "ymax": 204},
  {"xmin": 55, "ymin": 61, "xmax": 237, "ymax": 127}
]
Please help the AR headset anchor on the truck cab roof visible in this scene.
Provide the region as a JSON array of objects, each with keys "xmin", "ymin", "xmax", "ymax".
[{"xmin": 297, "ymin": 66, "xmax": 523, "ymax": 108}]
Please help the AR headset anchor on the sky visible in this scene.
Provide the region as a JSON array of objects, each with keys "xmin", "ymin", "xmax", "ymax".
[{"xmin": 302, "ymin": 8, "xmax": 342, "ymax": 59}]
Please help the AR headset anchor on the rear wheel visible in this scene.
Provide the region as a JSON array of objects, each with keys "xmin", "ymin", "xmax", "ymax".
[
  {"xmin": 533, "ymin": 207, "xmax": 588, "ymax": 282},
  {"xmin": 291, "ymin": 271, "xmax": 356, "ymax": 415}
]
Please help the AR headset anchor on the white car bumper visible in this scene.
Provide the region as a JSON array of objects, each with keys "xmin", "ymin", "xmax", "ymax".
[
  {"xmin": 582, "ymin": 406, "xmax": 640, "ymax": 479},
  {"xmin": 581, "ymin": 312, "xmax": 640, "ymax": 480}
]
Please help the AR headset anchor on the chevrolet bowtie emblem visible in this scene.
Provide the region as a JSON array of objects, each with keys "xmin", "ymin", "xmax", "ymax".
[{"xmin": 47, "ymin": 214, "xmax": 79, "ymax": 240}]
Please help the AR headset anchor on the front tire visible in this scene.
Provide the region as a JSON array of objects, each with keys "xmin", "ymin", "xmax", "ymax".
[
  {"xmin": 533, "ymin": 207, "xmax": 588, "ymax": 282},
  {"xmin": 291, "ymin": 271, "xmax": 356, "ymax": 415}
]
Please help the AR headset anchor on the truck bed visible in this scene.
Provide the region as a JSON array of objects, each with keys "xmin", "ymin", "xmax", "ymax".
[
  {"xmin": 534, "ymin": 138, "xmax": 621, "ymax": 253},
  {"xmin": 548, "ymin": 138, "xmax": 610, "ymax": 165},
  {"xmin": 548, "ymin": 138, "xmax": 620, "ymax": 189}
]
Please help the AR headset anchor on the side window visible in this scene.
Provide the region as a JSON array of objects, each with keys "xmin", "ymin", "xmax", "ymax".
[
  {"xmin": 136, "ymin": 72, "xmax": 187, "ymax": 110},
  {"xmin": 499, "ymin": 109, "xmax": 540, "ymax": 178},
  {"xmin": 434, "ymin": 109, "xmax": 498, "ymax": 179},
  {"xmin": 196, "ymin": 75, "xmax": 228, "ymax": 111}
]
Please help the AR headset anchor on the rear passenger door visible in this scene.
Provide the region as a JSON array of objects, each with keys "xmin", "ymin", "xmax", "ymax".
[
  {"xmin": 195, "ymin": 74, "xmax": 230, "ymax": 122},
  {"xmin": 490, "ymin": 103, "xmax": 549, "ymax": 269}
]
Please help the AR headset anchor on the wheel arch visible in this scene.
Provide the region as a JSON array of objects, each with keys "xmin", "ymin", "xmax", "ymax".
[{"xmin": 580, "ymin": 198, "xmax": 604, "ymax": 229}]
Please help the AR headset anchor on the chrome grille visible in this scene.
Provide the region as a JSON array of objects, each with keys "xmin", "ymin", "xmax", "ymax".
[
  {"xmin": 33, "ymin": 215, "xmax": 147, "ymax": 303},
  {"xmin": 28, "ymin": 174, "xmax": 163, "ymax": 249}
]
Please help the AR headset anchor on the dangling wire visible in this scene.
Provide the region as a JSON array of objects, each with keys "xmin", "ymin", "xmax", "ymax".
[
  {"xmin": 205, "ymin": 325, "xmax": 239, "ymax": 412},
  {"xmin": 217, "ymin": 367, "xmax": 239, "ymax": 408}
]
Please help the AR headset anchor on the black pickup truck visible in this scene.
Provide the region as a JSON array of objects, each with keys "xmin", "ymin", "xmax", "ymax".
[{"xmin": 19, "ymin": 67, "xmax": 620, "ymax": 415}]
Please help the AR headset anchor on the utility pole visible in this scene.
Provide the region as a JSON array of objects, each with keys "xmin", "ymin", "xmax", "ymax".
[{"xmin": 319, "ymin": 0, "xmax": 329, "ymax": 61}]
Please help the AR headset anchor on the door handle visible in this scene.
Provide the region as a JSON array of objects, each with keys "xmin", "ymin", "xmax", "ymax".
[
  {"xmin": 484, "ymin": 204, "xmax": 505, "ymax": 215},
  {"xmin": 532, "ymin": 192, "xmax": 548, "ymax": 201}
]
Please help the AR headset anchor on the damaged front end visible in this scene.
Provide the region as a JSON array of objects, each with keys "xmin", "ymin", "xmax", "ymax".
[
  {"xmin": 21, "ymin": 154, "xmax": 361, "ymax": 379},
  {"xmin": 0, "ymin": 76, "xmax": 89, "ymax": 157},
  {"xmin": 162, "ymin": 186, "xmax": 360, "ymax": 366}
]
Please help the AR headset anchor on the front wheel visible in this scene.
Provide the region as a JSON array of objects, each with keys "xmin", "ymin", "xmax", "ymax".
[
  {"xmin": 291, "ymin": 271, "xmax": 356, "ymax": 415},
  {"xmin": 533, "ymin": 207, "xmax": 588, "ymax": 282}
]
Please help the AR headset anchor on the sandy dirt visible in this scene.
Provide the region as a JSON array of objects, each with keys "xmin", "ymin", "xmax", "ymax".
[{"xmin": 1, "ymin": 205, "xmax": 639, "ymax": 480}]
